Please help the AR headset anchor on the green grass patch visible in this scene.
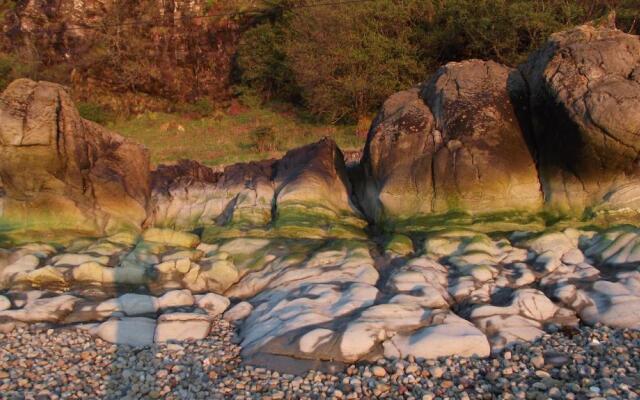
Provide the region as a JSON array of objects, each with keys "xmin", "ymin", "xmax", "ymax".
[{"xmin": 107, "ymin": 105, "xmax": 363, "ymax": 167}]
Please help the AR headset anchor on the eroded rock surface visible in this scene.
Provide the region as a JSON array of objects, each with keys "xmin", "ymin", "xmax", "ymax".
[
  {"xmin": 0, "ymin": 226, "xmax": 638, "ymax": 367},
  {"xmin": 148, "ymin": 138, "xmax": 367, "ymax": 239},
  {"xmin": 520, "ymin": 21, "xmax": 640, "ymax": 213},
  {"xmin": 358, "ymin": 60, "xmax": 543, "ymax": 226},
  {"xmin": 0, "ymin": 79, "xmax": 150, "ymax": 235}
]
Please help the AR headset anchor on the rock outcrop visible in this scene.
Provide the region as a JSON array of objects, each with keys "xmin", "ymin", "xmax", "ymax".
[
  {"xmin": 519, "ymin": 20, "xmax": 640, "ymax": 213},
  {"xmin": 0, "ymin": 79, "xmax": 150, "ymax": 236},
  {"xmin": 147, "ymin": 159, "xmax": 276, "ymax": 229},
  {"xmin": 149, "ymin": 138, "xmax": 366, "ymax": 239},
  {"xmin": 359, "ymin": 60, "xmax": 543, "ymax": 226}
]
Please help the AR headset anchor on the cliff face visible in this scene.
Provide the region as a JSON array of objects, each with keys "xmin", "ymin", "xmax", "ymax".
[{"xmin": 1, "ymin": 0, "xmax": 247, "ymax": 112}]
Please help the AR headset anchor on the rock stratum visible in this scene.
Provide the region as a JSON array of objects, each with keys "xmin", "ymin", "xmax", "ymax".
[{"xmin": 0, "ymin": 21, "xmax": 639, "ymax": 371}]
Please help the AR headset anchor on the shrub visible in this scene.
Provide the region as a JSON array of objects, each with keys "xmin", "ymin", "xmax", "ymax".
[
  {"xmin": 236, "ymin": 0, "xmax": 635, "ymax": 122},
  {"xmin": 0, "ymin": 52, "xmax": 38, "ymax": 92},
  {"xmin": 249, "ymin": 126, "xmax": 277, "ymax": 152},
  {"xmin": 77, "ymin": 102, "xmax": 113, "ymax": 125}
]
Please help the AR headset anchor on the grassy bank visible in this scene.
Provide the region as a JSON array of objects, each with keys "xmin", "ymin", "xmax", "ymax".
[{"xmin": 107, "ymin": 105, "xmax": 364, "ymax": 167}]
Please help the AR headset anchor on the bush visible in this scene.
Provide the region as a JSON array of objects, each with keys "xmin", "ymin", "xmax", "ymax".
[
  {"xmin": 77, "ymin": 102, "xmax": 114, "ymax": 125},
  {"xmin": 282, "ymin": 0, "xmax": 427, "ymax": 123},
  {"xmin": 236, "ymin": 0, "xmax": 636, "ymax": 122},
  {"xmin": 416, "ymin": 0, "xmax": 589, "ymax": 67},
  {"xmin": 249, "ymin": 126, "xmax": 277, "ymax": 152},
  {"xmin": 237, "ymin": 21, "xmax": 298, "ymax": 102},
  {"xmin": 0, "ymin": 52, "xmax": 38, "ymax": 92}
]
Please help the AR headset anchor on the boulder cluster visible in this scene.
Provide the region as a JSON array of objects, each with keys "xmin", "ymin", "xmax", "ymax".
[
  {"xmin": 359, "ymin": 20, "xmax": 640, "ymax": 226},
  {"xmin": 1, "ymin": 21, "xmax": 640, "ymax": 236}
]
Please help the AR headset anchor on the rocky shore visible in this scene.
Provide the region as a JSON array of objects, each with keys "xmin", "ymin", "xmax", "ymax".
[{"xmin": 1, "ymin": 18, "xmax": 640, "ymax": 399}]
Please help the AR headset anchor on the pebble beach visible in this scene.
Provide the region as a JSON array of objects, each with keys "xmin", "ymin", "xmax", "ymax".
[{"xmin": 1, "ymin": 322, "xmax": 638, "ymax": 400}]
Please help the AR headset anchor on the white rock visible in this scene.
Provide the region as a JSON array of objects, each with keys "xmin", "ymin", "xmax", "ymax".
[
  {"xmin": 527, "ymin": 232, "xmax": 576, "ymax": 257},
  {"xmin": 7, "ymin": 290, "xmax": 44, "ymax": 308},
  {"xmin": 155, "ymin": 313, "xmax": 211, "ymax": 342},
  {"xmin": 99, "ymin": 293, "xmax": 158, "ymax": 316},
  {"xmin": 158, "ymin": 289, "xmax": 194, "ymax": 309},
  {"xmin": 299, "ymin": 328, "xmax": 334, "ymax": 353},
  {"xmin": 240, "ymin": 283, "xmax": 378, "ymax": 356},
  {"xmin": 474, "ymin": 314, "xmax": 545, "ymax": 350},
  {"xmin": 468, "ymin": 265, "xmax": 494, "ymax": 282},
  {"xmin": 561, "ymin": 248, "xmax": 585, "ymax": 265},
  {"xmin": 195, "ymin": 293, "xmax": 230, "ymax": 316},
  {"xmin": 196, "ymin": 243, "xmax": 219, "ymax": 256},
  {"xmin": 577, "ymin": 278, "xmax": 640, "ymax": 329},
  {"xmin": 385, "ymin": 312, "xmax": 490, "ymax": 359},
  {"xmin": 95, "ymin": 317, "xmax": 156, "ymax": 346},
  {"xmin": 0, "ymin": 295, "xmax": 11, "ymax": 311},
  {"xmin": 0, "ymin": 295, "xmax": 78, "ymax": 323},
  {"xmin": 223, "ymin": 301, "xmax": 253, "ymax": 322},
  {"xmin": 534, "ymin": 251, "xmax": 562, "ymax": 274},
  {"xmin": 512, "ymin": 289, "xmax": 558, "ymax": 321},
  {"xmin": 53, "ymin": 253, "xmax": 110, "ymax": 267},
  {"xmin": 219, "ymin": 238, "xmax": 270, "ymax": 255},
  {"xmin": 340, "ymin": 303, "xmax": 427, "ymax": 362},
  {"xmin": 1, "ymin": 255, "xmax": 40, "ymax": 281},
  {"xmin": 175, "ymin": 259, "xmax": 192, "ymax": 274}
]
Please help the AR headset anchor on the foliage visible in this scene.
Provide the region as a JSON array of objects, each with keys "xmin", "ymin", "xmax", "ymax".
[
  {"xmin": 174, "ymin": 98, "xmax": 215, "ymax": 117},
  {"xmin": 236, "ymin": 21, "xmax": 298, "ymax": 103},
  {"xmin": 236, "ymin": 0, "xmax": 639, "ymax": 121},
  {"xmin": 249, "ymin": 126, "xmax": 278, "ymax": 152},
  {"xmin": 237, "ymin": 0, "xmax": 428, "ymax": 122},
  {"xmin": 77, "ymin": 102, "xmax": 114, "ymax": 125},
  {"xmin": 0, "ymin": 52, "xmax": 38, "ymax": 91}
]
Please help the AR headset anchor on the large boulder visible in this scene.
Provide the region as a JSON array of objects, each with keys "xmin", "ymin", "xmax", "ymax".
[
  {"xmin": 273, "ymin": 138, "xmax": 366, "ymax": 238},
  {"xmin": 0, "ymin": 79, "xmax": 150, "ymax": 235},
  {"xmin": 359, "ymin": 60, "xmax": 543, "ymax": 226},
  {"xmin": 519, "ymin": 19, "xmax": 640, "ymax": 213}
]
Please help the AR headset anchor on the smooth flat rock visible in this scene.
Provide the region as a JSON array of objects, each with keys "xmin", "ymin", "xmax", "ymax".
[
  {"xmin": 224, "ymin": 301, "xmax": 254, "ymax": 323},
  {"xmin": 0, "ymin": 295, "xmax": 78, "ymax": 323},
  {"xmin": 195, "ymin": 293, "xmax": 230, "ymax": 316},
  {"xmin": 95, "ymin": 317, "xmax": 156, "ymax": 346},
  {"xmin": 157, "ymin": 289, "xmax": 194, "ymax": 309},
  {"xmin": 384, "ymin": 312, "xmax": 490, "ymax": 359},
  {"xmin": 154, "ymin": 313, "xmax": 212, "ymax": 342}
]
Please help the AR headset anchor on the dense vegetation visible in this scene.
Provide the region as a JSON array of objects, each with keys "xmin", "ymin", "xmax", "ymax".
[
  {"xmin": 1, "ymin": 0, "xmax": 638, "ymax": 124},
  {"xmin": 237, "ymin": 0, "xmax": 639, "ymax": 122}
]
